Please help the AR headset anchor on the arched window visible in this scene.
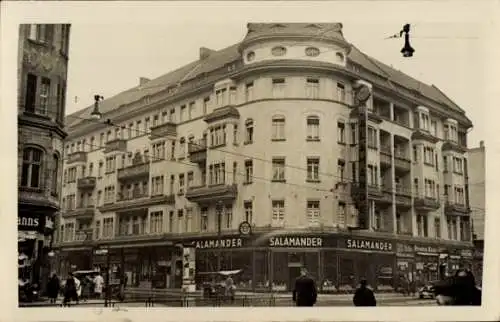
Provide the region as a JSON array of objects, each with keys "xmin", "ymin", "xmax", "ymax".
[
  {"xmin": 51, "ymin": 153, "xmax": 59, "ymax": 195},
  {"xmin": 271, "ymin": 46, "xmax": 287, "ymax": 57},
  {"xmin": 306, "ymin": 115, "xmax": 320, "ymax": 141},
  {"xmin": 245, "ymin": 119, "xmax": 254, "ymax": 144},
  {"xmin": 271, "ymin": 115, "xmax": 286, "ymax": 141},
  {"xmin": 21, "ymin": 147, "xmax": 43, "ymax": 188}
]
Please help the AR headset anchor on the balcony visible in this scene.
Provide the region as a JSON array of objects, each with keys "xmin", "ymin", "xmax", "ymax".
[
  {"xmin": 367, "ymin": 184, "xmax": 384, "ymax": 200},
  {"xmin": 117, "ymin": 162, "xmax": 150, "ymax": 181},
  {"xmin": 414, "ymin": 197, "xmax": 440, "ymax": 211},
  {"xmin": 395, "ymin": 187, "xmax": 412, "ymax": 208},
  {"xmin": 445, "ymin": 202, "xmax": 470, "ymax": 216},
  {"xmin": 75, "ymin": 228, "xmax": 93, "ymax": 242},
  {"xmin": 185, "ymin": 183, "xmax": 238, "ymax": 204},
  {"xmin": 62, "ymin": 205, "xmax": 95, "ymax": 219},
  {"xmin": 98, "ymin": 193, "xmax": 175, "ymax": 212},
  {"xmin": 150, "ymin": 122, "xmax": 177, "ymax": 139},
  {"xmin": 380, "ymin": 146, "xmax": 392, "ymax": 168},
  {"xmin": 394, "ymin": 152, "xmax": 411, "ymax": 172},
  {"xmin": 67, "ymin": 151, "xmax": 87, "ymax": 165},
  {"xmin": 77, "ymin": 177, "xmax": 96, "ymax": 190},
  {"xmin": 442, "ymin": 141, "xmax": 467, "ymax": 154},
  {"xmin": 188, "ymin": 138, "xmax": 207, "ymax": 164},
  {"xmin": 105, "ymin": 139, "xmax": 127, "ymax": 153},
  {"xmin": 376, "ymin": 186, "xmax": 393, "ymax": 205}
]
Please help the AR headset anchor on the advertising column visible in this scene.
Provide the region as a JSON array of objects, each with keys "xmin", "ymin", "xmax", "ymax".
[{"xmin": 182, "ymin": 246, "xmax": 196, "ymax": 293}]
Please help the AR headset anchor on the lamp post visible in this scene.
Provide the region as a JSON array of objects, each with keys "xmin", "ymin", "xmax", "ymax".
[
  {"xmin": 216, "ymin": 201, "xmax": 223, "ymax": 272},
  {"xmin": 91, "ymin": 95, "xmax": 104, "ymax": 120}
]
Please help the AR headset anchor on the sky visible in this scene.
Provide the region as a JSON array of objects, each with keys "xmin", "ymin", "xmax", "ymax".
[{"xmin": 60, "ymin": 5, "xmax": 489, "ymax": 148}]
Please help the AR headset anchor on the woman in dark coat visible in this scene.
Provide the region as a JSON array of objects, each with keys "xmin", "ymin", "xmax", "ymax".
[
  {"xmin": 63, "ymin": 273, "xmax": 77, "ymax": 306},
  {"xmin": 47, "ymin": 274, "xmax": 60, "ymax": 304}
]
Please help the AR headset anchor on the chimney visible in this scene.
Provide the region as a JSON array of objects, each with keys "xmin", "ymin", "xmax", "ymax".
[
  {"xmin": 199, "ymin": 47, "xmax": 214, "ymax": 60},
  {"xmin": 139, "ymin": 77, "xmax": 150, "ymax": 86},
  {"xmin": 480, "ymin": 140, "xmax": 484, "ymax": 148}
]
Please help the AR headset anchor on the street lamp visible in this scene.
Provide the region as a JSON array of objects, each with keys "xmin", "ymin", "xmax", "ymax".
[
  {"xmin": 216, "ymin": 201, "xmax": 223, "ymax": 272},
  {"xmin": 90, "ymin": 95, "xmax": 104, "ymax": 120}
]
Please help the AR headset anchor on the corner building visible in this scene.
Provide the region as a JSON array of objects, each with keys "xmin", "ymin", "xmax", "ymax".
[
  {"xmin": 18, "ymin": 24, "xmax": 71, "ymax": 285},
  {"xmin": 56, "ymin": 23, "xmax": 475, "ymax": 292}
]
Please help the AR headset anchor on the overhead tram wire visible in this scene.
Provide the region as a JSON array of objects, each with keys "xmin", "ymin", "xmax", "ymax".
[{"xmin": 26, "ymin": 103, "xmax": 487, "ymax": 212}]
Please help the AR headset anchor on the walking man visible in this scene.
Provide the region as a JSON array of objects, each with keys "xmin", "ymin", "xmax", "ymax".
[
  {"xmin": 292, "ymin": 267, "xmax": 317, "ymax": 307},
  {"xmin": 353, "ymin": 279, "xmax": 377, "ymax": 306}
]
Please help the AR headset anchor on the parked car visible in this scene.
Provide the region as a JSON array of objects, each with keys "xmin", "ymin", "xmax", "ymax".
[{"xmin": 418, "ymin": 281, "xmax": 437, "ymax": 299}]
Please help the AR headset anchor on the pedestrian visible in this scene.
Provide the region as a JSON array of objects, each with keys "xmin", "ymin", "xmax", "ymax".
[
  {"xmin": 224, "ymin": 275, "xmax": 236, "ymax": 303},
  {"xmin": 292, "ymin": 267, "xmax": 317, "ymax": 307},
  {"xmin": 353, "ymin": 279, "xmax": 376, "ymax": 306},
  {"xmin": 63, "ymin": 273, "xmax": 77, "ymax": 307},
  {"xmin": 93, "ymin": 272, "xmax": 104, "ymax": 299},
  {"xmin": 452, "ymin": 269, "xmax": 481, "ymax": 305},
  {"xmin": 46, "ymin": 273, "xmax": 60, "ymax": 304}
]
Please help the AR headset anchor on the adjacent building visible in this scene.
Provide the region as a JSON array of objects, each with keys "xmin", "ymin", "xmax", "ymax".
[
  {"xmin": 468, "ymin": 140, "xmax": 485, "ymax": 283},
  {"xmin": 18, "ymin": 24, "xmax": 71, "ymax": 286},
  {"xmin": 55, "ymin": 23, "xmax": 475, "ymax": 292}
]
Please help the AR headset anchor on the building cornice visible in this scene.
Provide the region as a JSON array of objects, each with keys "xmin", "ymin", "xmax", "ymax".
[{"xmin": 18, "ymin": 113, "xmax": 68, "ymax": 139}]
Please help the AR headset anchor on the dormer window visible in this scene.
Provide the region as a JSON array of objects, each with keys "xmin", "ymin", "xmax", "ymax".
[
  {"xmin": 216, "ymin": 88, "xmax": 227, "ymax": 106},
  {"xmin": 335, "ymin": 52, "xmax": 345, "ymax": 63},
  {"xmin": 246, "ymin": 51, "xmax": 255, "ymax": 62},
  {"xmin": 305, "ymin": 47, "xmax": 320, "ymax": 57},
  {"xmin": 271, "ymin": 46, "xmax": 287, "ymax": 57},
  {"xmin": 444, "ymin": 122, "xmax": 458, "ymax": 142}
]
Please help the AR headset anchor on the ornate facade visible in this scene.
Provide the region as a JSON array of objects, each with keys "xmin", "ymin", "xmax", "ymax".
[
  {"xmin": 57, "ymin": 23, "xmax": 475, "ymax": 292},
  {"xmin": 18, "ymin": 24, "xmax": 71, "ymax": 286}
]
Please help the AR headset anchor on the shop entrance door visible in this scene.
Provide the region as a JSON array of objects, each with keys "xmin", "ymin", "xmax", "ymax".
[{"xmin": 288, "ymin": 265, "xmax": 301, "ymax": 291}]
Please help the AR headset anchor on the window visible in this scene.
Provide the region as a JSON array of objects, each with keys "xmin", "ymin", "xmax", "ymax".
[
  {"xmin": 305, "ymin": 47, "xmax": 320, "ymax": 57},
  {"xmin": 177, "ymin": 210, "xmax": 184, "ymax": 233},
  {"xmin": 413, "ymin": 145, "xmax": 419, "ymax": 162},
  {"xmin": 244, "ymin": 160, "xmax": 253, "ymax": 184},
  {"xmin": 306, "ymin": 116, "xmax": 320, "ymax": 140},
  {"xmin": 337, "ymin": 83, "xmax": 345, "ymax": 102},
  {"xmin": 99, "ymin": 133, "xmax": 104, "ymax": 147},
  {"xmin": 170, "ymin": 140, "xmax": 176, "ymax": 159},
  {"xmin": 28, "ymin": 24, "xmax": 53, "ymax": 43},
  {"xmin": 443, "ymin": 156, "xmax": 448, "ymax": 171},
  {"xmin": 454, "ymin": 186, "xmax": 465, "ymax": 205},
  {"xmin": 209, "ymin": 126, "xmax": 226, "ymax": 147},
  {"xmin": 51, "ymin": 154, "xmax": 59, "ymax": 195},
  {"xmin": 434, "ymin": 218, "xmax": 441, "ymax": 238},
  {"xmin": 307, "ymin": 200, "xmax": 320, "ymax": 224},
  {"xmin": 337, "ymin": 160, "xmax": 345, "ymax": 182},
  {"xmin": 105, "ymin": 156, "xmax": 116, "ymax": 173},
  {"xmin": 135, "ymin": 120, "xmax": 141, "ymax": 136},
  {"xmin": 169, "ymin": 108, "xmax": 176, "ymax": 122},
  {"xmin": 169, "ymin": 175, "xmax": 175, "ymax": 194},
  {"xmin": 272, "ymin": 78, "xmax": 286, "ymax": 98},
  {"xmin": 180, "ymin": 105, "xmax": 186, "ymax": 122},
  {"xmin": 21, "ymin": 148, "xmax": 43, "ymax": 188},
  {"xmin": 229, "ymin": 87, "xmax": 237, "ymax": 105},
  {"xmin": 215, "ymin": 88, "xmax": 227, "ymax": 106},
  {"xmin": 414, "ymin": 178, "xmax": 419, "ymax": 196},
  {"xmin": 272, "ymin": 158, "xmax": 286, "ymax": 181},
  {"xmin": 152, "ymin": 176, "xmax": 164, "ymax": 196},
  {"xmin": 153, "ymin": 114, "xmax": 159, "ymax": 127},
  {"xmin": 430, "ymin": 119, "xmax": 437, "ymax": 136},
  {"xmin": 225, "ymin": 206, "xmax": 233, "ymax": 229},
  {"xmin": 272, "ymin": 200, "xmax": 285, "ymax": 226},
  {"xmin": 350, "ymin": 123, "xmax": 357, "ymax": 144},
  {"xmin": 453, "ymin": 157, "xmax": 463, "ymax": 174},
  {"xmin": 337, "ymin": 121, "xmax": 345, "ymax": 144},
  {"xmin": 208, "ymin": 162, "xmax": 225, "ymax": 185},
  {"xmin": 424, "ymin": 147, "xmax": 435, "ymax": 165},
  {"xmin": 145, "ymin": 117, "xmax": 151, "ymax": 132},
  {"xmin": 233, "ymin": 125, "xmax": 239, "ymax": 145},
  {"xmin": 417, "ymin": 215, "xmax": 428, "ymax": 237},
  {"xmin": 102, "ymin": 218, "xmax": 114, "ymax": 239},
  {"xmin": 94, "ymin": 220, "xmax": 100, "ymax": 240},
  {"xmin": 186, "ymin": 208, "xmax": 193, "ymax": 233},
  {"xmin": 396, "ymin": 213, "xmax": 402, "ymax": 234},
  {"xmin": 38, "ymin": 77, "xmax": 51, "ymax": 115},
  {"xmin": 271, "ymin": 46, "xmax": 287, "ymax": 56},
  {"xmin": 179, "ymin": 174, "xmax": 185, "ymax": 194},
  {"xmin": 367, "ymin": 126, "xmax": 377, "ymax": 148},
  {"xmin": 178, "ymin": 137, "xmax": 187, "ymax": 158},
  {"xmin": 24, "ymin": 73, "xmax": 37, "ymax": 113},
  {"xmin": 200, "ymin": 208, "xmax": 208, "ymax": 232},
  {"xmin": 188, "ymin": 102, "xmax": 195, "ymax": 119},
  {"xmin": 420, "ymin": 113, "xmax": 430, "ymax": 131},
  {"xmin": 305, "ymin": 78, "xmax": 319, "ymax": 98},
  {"xmin": 152, "ymin": 141, "xmax": 165, "ymax": 160},
  {"xmin": 104, "ymin": 186, "xmax": 115, "ymax": 203},
  {"xmin": 245, "ymin": 119, "xmax": 254, "ymax": 144},
  {"xmin": 244, "ymin": 201, "xmax": 253, "ymax": 223},
  {"xmin": 306, "ymin": 157, "xmax": 320, "ymax": 181},
  {"xmin": 374, "ymin": 210, "xmax": 382, "ymax": 230},
  {"xmin": 367, "ymin": 165, "xmax": 378, "ymax": 186},
  {"xmin": 203, "ymin": 97, "xmax": 210, "ymax": 115},
  {"xmin": 271, "ymin": 115, "xmax": 285, "ymax": 140},
  {"xmin": 97, "ymin": 190, "xmax": 102, "ymax": 206},
  {"xmin": 245, "ymin": 82, "xmax": 254, "ymax": 101}
]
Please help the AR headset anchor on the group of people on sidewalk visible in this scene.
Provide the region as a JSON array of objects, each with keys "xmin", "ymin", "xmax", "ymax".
[
  {"xmin": 45, "ymin": 272, "xmax": 105, "ymax": 306},
  {"xmin": 292, "ymin": 267, "xmax": 481, "ymax": 307}
]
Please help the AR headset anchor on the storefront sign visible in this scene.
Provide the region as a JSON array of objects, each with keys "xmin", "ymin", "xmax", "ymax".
[
  {"xmin": 18, "ymin": 215, "xmax": 40, "ymax": 229},
  {"xmin": 396, "ymin": 243, "xmax": 414, "ymax": 255},
  {"xmin": 269, "ymin": 236, "xmax": 323, "ymax": 247},
  {"xmin": 345, "ymin": 238, "xmax": 393, "ymax": 252},
  {"xmin": 460, "ymin": 249, "xmax": 473, "ymax": 258},
  {"xmin": 195, "ymin": 238, "xmax": 243, "ymax": 249},
  {"xmin": 18, "ymin": 213, "xmax": 55, "ymax": 235},
  {"xmin": 414, "ymin": 245, "xmax": 440, "ymax": 254}
]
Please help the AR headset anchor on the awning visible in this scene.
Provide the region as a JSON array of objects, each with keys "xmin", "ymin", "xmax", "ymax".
[{"xmin": 18, "ymin": 231, "xmax": 38, "ymax": 242}]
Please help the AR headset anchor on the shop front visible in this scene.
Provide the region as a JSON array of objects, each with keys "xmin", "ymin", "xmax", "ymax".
[
  {"xmin": 413, "ymin": 244, "xmax": 441, "ymax": 285},
  {"xmin": 395, "ymin": 242, "xmax": 415, "ymax": 290}
]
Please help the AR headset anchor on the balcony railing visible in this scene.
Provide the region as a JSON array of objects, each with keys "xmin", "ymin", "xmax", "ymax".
[
  {"xmin": 395, "ymin": 191, "xmax": 412, "ymax": 207},
  {"xmin": 414, "ymin": 197, "xmax": 440, "ymax": 211},
  {"xmin": 117, "ymin": 162, "xmax": 150, "ymax": 181},
  {"xmin": 185, "ymin": 183, "xmax": 238, "ymax": 203},
  {"xmin": 445, "ymin": 202, "xmax": 470, "ymax": 215},
  {"xmin": 150, "ymin": 122, "xmax": 177, "ymax": 139},
  {"xmin": 77, "ymin": 177, "xmax": 96, "ymax": 190},
  {"xmin": 98, "ymin": 193, "xmax": 175, "ymax": 212},
  {"xmin": 394, "ymin": 152, "xmax": 411, "ymax": 172},
  {"xmin": 63, "ymin": 205, "xmax": 95, "ymax": 218},
  {"xmin": 105, "ymin": 139, "xmax": 127, "ymax": 153},
  {"xmin": 74, "ymin": 228, "xmax": 93, "ymax": 242},
  {"xmin": 188, "ymin": 138, "xmax": 208, "ymax": 164},
  {"xmin": 67, "ymin": 151, "xmax": 87, "ymax": 164}
]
